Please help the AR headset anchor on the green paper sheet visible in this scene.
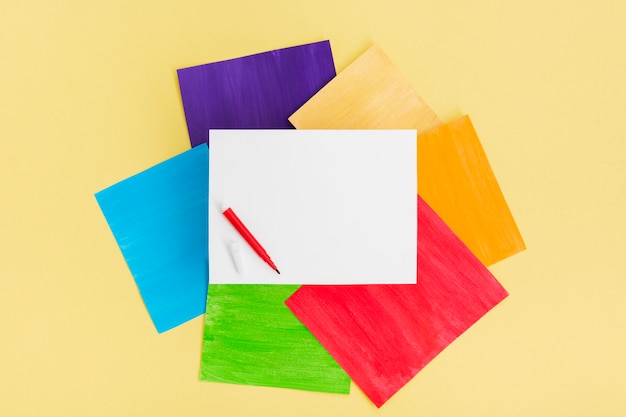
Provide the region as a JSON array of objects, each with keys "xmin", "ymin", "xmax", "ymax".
[{"xmin": 201, "ymin": 285, "xmax": 350, "ymax": 394}]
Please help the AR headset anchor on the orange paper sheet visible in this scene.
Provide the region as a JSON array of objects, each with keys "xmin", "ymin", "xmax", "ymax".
[
  {"xmin": 289, "ymin": 46, "xmax": 524, "ymax": 265},
  {"xmin": 418, "ymin": 115, "xmax": 525, "ymax": 265}
]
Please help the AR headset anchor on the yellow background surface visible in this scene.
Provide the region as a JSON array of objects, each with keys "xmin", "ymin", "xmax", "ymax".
[{"xmin": 1, "ymin": 0, "xmax": 625, "ymax": 415}]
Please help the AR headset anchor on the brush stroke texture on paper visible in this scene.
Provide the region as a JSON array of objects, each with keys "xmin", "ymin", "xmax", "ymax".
[
  {"xmin": 289, "ymin": 44, "xmax": 441, "ymax": 134},
  {"xmin": 209, "ymin": 129, "xmax": 417, "ymax": 284},
  {"xmin": 201, "ymin": 285, "xmax": 350, "ymax": 393},
  {"xmin": 178, "ymin": 40, "xmax": 336, "ymax": 147},
  {"xmin": 418, "ymin": 115, "xmax": 525, "ymax": 265},
  {"xmin": 95, "ymin": 145, "xmax": 208, "ymax": 333},
  {"xmin": 286, "ymin": 197, "xmax": 509, "ymax": 407}
]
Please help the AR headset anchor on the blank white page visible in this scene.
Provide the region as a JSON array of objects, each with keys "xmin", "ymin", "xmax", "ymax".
[{"xmin": 209, "ymin": 129, "xmax": 417, "ymax": 284}]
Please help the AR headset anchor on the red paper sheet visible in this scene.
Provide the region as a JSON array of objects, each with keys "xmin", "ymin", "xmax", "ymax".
[{"xmin": 285, "ymin": 197, "xmax": 509, "ymax": 407}]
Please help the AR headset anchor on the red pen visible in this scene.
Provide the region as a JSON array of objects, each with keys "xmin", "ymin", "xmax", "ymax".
[{"xmin": 221, "ymin": 205, "xmax": 280, "ymax": 274}]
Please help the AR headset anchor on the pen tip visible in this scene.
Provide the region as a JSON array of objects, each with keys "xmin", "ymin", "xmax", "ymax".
[{"xmin": 276, "ymin": 269, "xmax": 280, "ymax": 275}]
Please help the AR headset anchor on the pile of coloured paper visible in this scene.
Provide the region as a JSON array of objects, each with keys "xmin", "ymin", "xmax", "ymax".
[{"xmin": 95, "ymin": 40, "xmax": 525, "ymax": 408}]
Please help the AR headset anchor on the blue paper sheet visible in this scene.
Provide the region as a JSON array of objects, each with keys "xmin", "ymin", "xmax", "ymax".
[{"xmin": 95, "ymin": 144, "xmax": 208, "ymax": 332}]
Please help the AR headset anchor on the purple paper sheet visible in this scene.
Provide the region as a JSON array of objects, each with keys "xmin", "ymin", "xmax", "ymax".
[{"xmin": 177, "ymin": 40, "xmax": 336, "ymax": 147}]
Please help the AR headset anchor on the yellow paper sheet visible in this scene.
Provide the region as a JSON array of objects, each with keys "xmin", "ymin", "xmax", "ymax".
[{"xmin": 289, "ymin": 45, "xmax": 441, "ymax": 133}]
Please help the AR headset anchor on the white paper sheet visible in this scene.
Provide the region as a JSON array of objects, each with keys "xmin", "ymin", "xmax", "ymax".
[{"xmin": 208, "ymin": 129, "xmax": 417, "ymax": 284}]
